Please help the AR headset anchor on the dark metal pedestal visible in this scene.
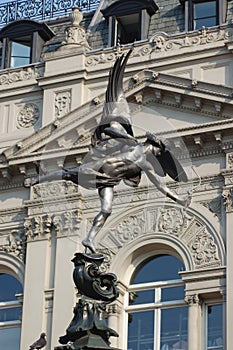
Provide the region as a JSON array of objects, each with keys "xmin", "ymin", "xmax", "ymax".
[{"xmin": 57, "ymin": 252, "xmax": 120, "ymax": 350}]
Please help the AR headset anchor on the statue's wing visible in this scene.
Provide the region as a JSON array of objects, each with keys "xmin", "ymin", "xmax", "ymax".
[
  {"xmin": 102, "ymin": 48, "xmax": 132, "ymax": 122},
  {"xmin": 92, "ymin": 49, "xmax": 133, "ymax": 145},
  {"xmin": 156, "ymin": 150, "xmax": 188, "ymax": 182}
]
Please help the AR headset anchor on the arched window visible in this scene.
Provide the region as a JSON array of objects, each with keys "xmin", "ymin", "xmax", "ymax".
[
  {"xmin": 0, "ymin": 273, "xmax": 23, "ymax": 350},
  {"xmin": 126, "ymin": 255, "xmax": 188, "ymax": 350}
]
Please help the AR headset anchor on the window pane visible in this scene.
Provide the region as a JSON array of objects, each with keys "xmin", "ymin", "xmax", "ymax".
[
  {"xmin": 193, "ymin": 1, "xmax": 217, "ymax": 29},
  {"xmin": 194, "ymin": 1, "xmax": 216, "ymax": 19},
  {"xmin": 207, "ymin": 304, "xmax": 223, "ymax": 349},
  {"xmin": 161, "ymin": 307, "xmax": 188, "ymax": 349},
  {"xmin": 128, "ymin": 311, "xmax": 154, "ymax": 350},
  {"xmin": 162, "ymin": 286, "xmax": 185, "ymax": 302},
  {"xmin": 0, "ymin": 307, "xmax": 22, "ymax": 322},
  {"xmin": 0, "ymin": 327, "xmax": 21, "ymax": 350},
  {"xmin": 116, "ymin": 13, "xmax": 140, "ymax": 45},
  {"xmin": 0, "ymin": 274, "xmax": 23, "ymax": 301},
  {"xmin": 129, "ymin": 290, "xmax": 155, "ymax": 305},
  {"xmin": 132, "ymin": 255, "xmax": 185, "ymax": 284},
  {"xmin": 10, "ymin": 36, "xmax": 31, "ymax": 68}
]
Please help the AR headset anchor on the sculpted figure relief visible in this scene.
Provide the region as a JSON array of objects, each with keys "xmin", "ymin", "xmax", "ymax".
[{"xmin": 24, "ymin": 49, "xmax": 191, "ymax": 254}]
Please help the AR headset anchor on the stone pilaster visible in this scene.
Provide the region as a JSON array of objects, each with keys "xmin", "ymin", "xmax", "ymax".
[
  {"xmin": 222, "ymin": 171, "xmax": 233, "ymax": 350},
  {"xmin": 185, "ymin": 294, "xmax": 202, "ymax": 350}
]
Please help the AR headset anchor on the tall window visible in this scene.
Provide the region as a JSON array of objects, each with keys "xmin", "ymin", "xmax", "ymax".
[
  {"xmin": 126, "ymin": 255, "xmax": 188, "ymax": 350},
  {"xmin": 206, "ymin": 304, "xmax": 223, "ymax": 349},
  {"xmin": 193, "ymin": 0, "xmax": 218, "ymax": 30},
  {"xmin": 0, "ymin": 273, "xmax": 23, "ymax": 350}
]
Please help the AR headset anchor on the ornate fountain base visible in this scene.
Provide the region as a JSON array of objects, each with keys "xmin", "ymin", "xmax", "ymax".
[{"xmin": 55, "ymin": 252, "xmax": 120, "ymax": 350}]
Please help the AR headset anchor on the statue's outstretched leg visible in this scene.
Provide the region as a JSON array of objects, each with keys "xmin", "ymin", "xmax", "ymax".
[
  {"xmin": 24, "ymin": 168, "xmax": 73, "ymax": 187},
  {"xmin": 82, "ymin": 186, "xmax": 114, "ymax": 254}
]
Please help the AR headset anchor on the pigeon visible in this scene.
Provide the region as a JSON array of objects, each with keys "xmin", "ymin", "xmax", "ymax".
[{"xmin": 29, "ymin": 333, "xmax": 47, "ymax": 350}]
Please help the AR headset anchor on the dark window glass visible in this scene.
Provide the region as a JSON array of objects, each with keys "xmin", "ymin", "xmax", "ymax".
[
  {"xmin": 10, "ymin": 36, "xmax": 31, "ymax": 68},
  {"xmin": 0, "ymin": 307, "xmax": 22, "ymax": 322},
  {"xmin": 162, "ymin": 285, "xmax": 185, "ymax": 302},
  {"xmin": 129, "ymin": 289, "xmax": 155, "ymax": 305},
  {"xmin": 128, "ymin": 310, "xmax": 154, "ymax": 350},
  {"xmin": 0, "ymin": 327, "xmax": 21, "ymax": 350},
  {"xmin": 116, "ymin": 13, "xmax": 140, "ymax": 45},
  {"xmin": 132, "ymin": 255, "xmax": 184, "ymax": 284},
  {"xmin": 0, "ymin": 274, "xmax": 23, "ymax": 301},
  {"xmin": 207, "ymin": 304, "xmax": 223, "ymax": 349},
  {"xmin": 193, "ymin": 1, "xmax": 217, "ymax": 30},
  {"xmin": 161, "ymin": 307, "xmax": 188, "ymax": 349}
]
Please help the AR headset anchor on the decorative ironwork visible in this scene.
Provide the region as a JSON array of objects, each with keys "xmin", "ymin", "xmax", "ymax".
[{"xmin": 0, "ymin": 0, "xmax": 100, "ymax": 27}]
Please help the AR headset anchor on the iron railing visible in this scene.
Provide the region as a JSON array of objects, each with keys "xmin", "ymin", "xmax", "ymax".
[{"xmin": 0, "ymin": 0, "xmax": 100, "ymax": 26}]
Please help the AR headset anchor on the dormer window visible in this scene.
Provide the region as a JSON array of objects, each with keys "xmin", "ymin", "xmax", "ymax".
[
  {"xmin": 102, "ymin": 0, "xmax": 159, "ymax": 47},
  {"xmin": 181, "ymin": 0, "xmax": 227, "ymax": 31},
  {"xmin": 0, "ymin": 20, "xmax": 54, "ymax": 70}
]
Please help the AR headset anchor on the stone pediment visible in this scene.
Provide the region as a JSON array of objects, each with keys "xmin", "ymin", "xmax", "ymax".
[{"xmin": 2, "ymin": 69, "xmax": 233, "ymax": 167}]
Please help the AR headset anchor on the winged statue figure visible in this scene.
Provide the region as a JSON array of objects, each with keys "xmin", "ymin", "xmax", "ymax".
[{"xmin": 24, "ymin": 49, "xmax": 191, "ymax": 254}]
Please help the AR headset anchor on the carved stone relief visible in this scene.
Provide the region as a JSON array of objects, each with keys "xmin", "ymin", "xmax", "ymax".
[
  {"xmin": 16, "ymin": 103, "xmax": 40, "ymax": 128},
  {"xmin": 85, "ymin": 27, "xmax": 233, "ymax": 66},
  {"xmin": 0, "ymin": 65, "xmax": 44, "ymax": 85},
  {"xmin": 24, "ymin": 215, "xmax": 52, "ymax": 241},
  {"xmin": 32, "ymin": 181, "xmax": 79, "ymax": 200},
  {"xmin": 0, "ymin": 229, "xmax": 25, "ymax": 261},
  {"xmin": 103, "ymin": 206, "xmax": 222, "ymax": 269},
  {"xmin": 222, "ymin": 187, "xmax": 233, "ymax": 213},
  {"xmin": 55, "ymin": 91, "xmax": 71, "ymax": 118},
  {"xmin": 53, "ymin": 210, "xmax": 81, "ymax": 237},
  {"xmin": 24, "ymin": 209, "xmax": 82, "ymax": 240}
]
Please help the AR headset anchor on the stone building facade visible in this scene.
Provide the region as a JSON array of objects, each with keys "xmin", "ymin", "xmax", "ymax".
[{"xmin": 0, "ymin": 0, "xmax": 232, "ymax": 349}]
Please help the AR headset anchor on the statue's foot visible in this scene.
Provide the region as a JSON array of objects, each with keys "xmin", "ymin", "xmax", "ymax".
[
  {"xmin": 82, "ymin": 239, "xmax": 97, "ymax": 254},
  {"xmin": 23, "ymin": 176, "xmax": 39, "ymax": 188}
]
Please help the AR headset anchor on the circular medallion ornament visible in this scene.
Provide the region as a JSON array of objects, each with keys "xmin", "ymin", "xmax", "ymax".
[{"xmin": 17, "ymin": 103, "xmax": 40, "ymax": 128}]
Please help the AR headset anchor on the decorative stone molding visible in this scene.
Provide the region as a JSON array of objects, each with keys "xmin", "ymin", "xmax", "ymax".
[
  {"xmin": 0, "ymin": 65, "xmax": 44, "ymax": 85},
  {"xmin": 189, "ymin": 228, "xmax": 220, "ymax": 267},
  {"xmin": 222, "ymin": 187, "xmax": 233, "ymax": 213},
  {"xmin": 31, "ymin": 181, "xmax": 79, "ymax": 200},
  {"xmin": 103, "ymin": 206, "xmax": 223, "ymax": 269},
  {"xmin": 0, "ymin": 229, "xmax": 25, "ymax": 261},
  {"xmin": 17, "ymin": 103, "xmax": 40, "ymax": 129},
  {"xmin": 185, "ymin": 294, "xmax": 201, "ymax": 305},
  {"xmin": 53, "ymin": 210, "xmax": 81, "ymax": 237},
  {"xmin": 55, "ymin": 90, "xmax": 71, "ymax": 118},
  {"xmin": 85, "ymin": 26, "xmax": 233, "ymax": 66},
  {"xmin": 226, "ymin": 152, "xmax": 233, "ymax": 169},
  {"xmin": 105, "ymin": 213, "xmax": 146, "ymax": 250},
  {"xmin": 24, "ymin": 215, "xmax": 52, "ymax": 241}
]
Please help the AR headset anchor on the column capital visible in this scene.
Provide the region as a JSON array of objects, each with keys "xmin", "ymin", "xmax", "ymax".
[{"xmin": 185, "ymin": 293, "xmax": 201, "ymax": 305}]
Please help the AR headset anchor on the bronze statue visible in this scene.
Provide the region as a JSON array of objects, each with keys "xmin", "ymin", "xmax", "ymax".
[{"xmin": 24, "ymin": 49, "xmax": 191, "ymax": 254}]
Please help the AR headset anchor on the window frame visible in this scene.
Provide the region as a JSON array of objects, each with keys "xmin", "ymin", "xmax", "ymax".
[
  {"xmin": 0, "ymin": 273, "xmax": 23, "ymax": 350},
  {"xmin": 203, "ymin": 302, "xmax": 224, "ymax": 350},
  {"xmin": 0, "ymin": 20, "xmax": 54, "ymax": 70},
  {"xmin": 101, "ymin": 0, "xmax": 159, "ymax": 47},
  {"xmin": 181, "ymin": 0, "xmax": 228, "ymax": 31},
  {"xmin": 191, "ymin": 0, "xmax": 219, "ymax": 30}
]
